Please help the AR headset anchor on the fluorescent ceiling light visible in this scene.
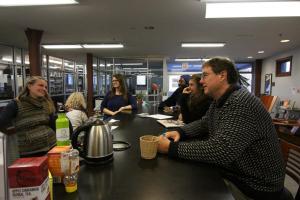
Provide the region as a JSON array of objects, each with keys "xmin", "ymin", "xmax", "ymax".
[
  {"xmin": 280, "ymin": 39, "xmax": 290, "ymax": 43},
  {"xmin": 114, "ymin": 63, "xmax": 143, "ymax": 66},
  {"xmin": 83, "ymin": 44, "xmax": 124, "ymax": 49},
  {"xmin": 0, "ymin": 0, "xmax": 78, "ymax": 6},
  {"xmin": 1, "ymin": 57, "xmax": 13, "ymax": 62},
  {"xmin": 258, "ymin": 51, "xmax": 264, "ymax": 54},
  {"xmin": 175, "ymin": 58, "xmax": 202, "ymax": 62},
  {"xmin": 247, "ymin": 56, "xmax": 253, "ymax": 59},
  {"xmin": 206, "ymin": 2, "xmax": 300, "ymax": 18},
  {"xmin": 49, "ymin": 59, "xmax": 62, "ymax": 65},
  {"xmin": 181, "ymin": 43, "xmax": 225, "ymax": 48},
  {"xmin": 123, "ymin": 68, "xmax": 148, "ymax": 70},
  {"xmin": 42, "ymin": 45, "xmax": 82, "ymax": 49}
]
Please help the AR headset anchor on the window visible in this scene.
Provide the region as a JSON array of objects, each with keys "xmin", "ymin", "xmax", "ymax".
[{"xmin": 276, "ymin": 56, "xmax": 292, "ymax": 77}]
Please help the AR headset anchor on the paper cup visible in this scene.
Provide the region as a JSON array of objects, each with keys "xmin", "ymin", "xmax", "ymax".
[{"xmin": 140, "ymin": 135, "xmax": 159, "ymax": 159}]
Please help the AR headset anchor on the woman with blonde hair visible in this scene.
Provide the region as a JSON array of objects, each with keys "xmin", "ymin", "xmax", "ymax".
[
  {"xmin": 0, "ymin": 76, "xmax": 56, "ymax": 157},
  {"xmin": 65, "ymin": 92, "xmax": 88, "ymax": 130}
]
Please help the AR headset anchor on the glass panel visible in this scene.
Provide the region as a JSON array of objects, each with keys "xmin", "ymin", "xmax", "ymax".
[
  {"xmin": 48, "ymin": 56, "xmax": 63, "ymax": 95},
  {"xmin": 25, "ymin": 65, "xmax": 30, "ymax": 81},
  {"xmin": 14, "ymin": 48, "xmax": 22, "ymax": 64},
  {"xmin": 24, "ymin": 50, "xmax": 30, "ymax": 79},
  {"xmin": 49, "ymin": 56, "xmax": 62, "ymax": 70},
  {"xmin": 78, "ymin": 74, "xmax": 84, "ymax": 92},
  {"xmin": 65, "ymin": 73, "xmax": 75, "ymax": 94},
  {"xmin": 106, "ymin": 74, "xmax": 111, "ymax": 92},
  {"xmin": 280, "ymin": 61, "xmax": 290, "ymax": 72},
  {"xmin": 93, "ymin": 57, "xmax": 98, "ymax": 69},
  {"xmin": 0, "ymin": 63, "xmax": 14, "ymax": 100},
  {"xmin": 76, "ymin": 63, "xmax": 85, "ymax": 93},
  {"xmin": 15, "ymin": 65, "xmax": 24, "ymax": 95},
  {"xmin": 23, "ymin": 50, "xmax": 30, "ymax": 65},
  {"xmin": 0, "ymin": 45, "xmax": 13, "ymax": 63},
  {"xmin": 168, "ymin": 75, "xmax": 181, "ymax": 92},
  {"xmin": 64, "ymin": 59, "xmax": 74, "ymax": 72},
  {"xmin": 236, "ymin": 63, "xmax": 252, "ymax": 72},
  {"xmin": 105, "ymin": 58, "xmax": 114, "ymax": 92},
  {"xmin": 48, "ymin": 70, "xmax": 63, "ymax": 95},
  {"xmin": 93, "ymin": 70, "xmax": 98, "ymax": 95},
  {"xmin": 42, "ymin": 55, "xmax": 47, "ymax": 79},
  {"xmin": 99, "ymin": 59, "xmax": 105, "ymax": 96}
]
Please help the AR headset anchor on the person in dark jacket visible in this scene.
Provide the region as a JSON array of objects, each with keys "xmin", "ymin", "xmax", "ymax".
[
  {"xmin": 101, "ymin": 74, "xmax": 137, "ymax": 119},
  {"xmin": 0, "ymin": 76, "xmax": 56, "ymax": 157},
  {"xmin": 158, "ymin": 57, "xmax": 288, "ymax": 200},
  {"xmin": 158, "ymin": 75, "xmax": 191, "ymax": 110},
  {"xmin": 178, "ymin": 74, "xmax": 212, "ymax": 124}
]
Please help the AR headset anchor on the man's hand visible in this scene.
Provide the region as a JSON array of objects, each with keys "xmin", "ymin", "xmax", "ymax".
[
  {"xmin": 157, "ymin": 131, "xmax": 181, "ymax": 154},
  {"xmin": 158, "ymin": 135, "xmax": 171, "ymax": 154},
  {"xmin": 164, "ymin": 131, "xmax": 180, "ymax": 142}
]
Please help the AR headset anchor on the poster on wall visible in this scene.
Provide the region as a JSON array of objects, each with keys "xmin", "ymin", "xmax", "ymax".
[{"xmin": 264, "ymin": 74, "xmax": 272, "ymax": 95}]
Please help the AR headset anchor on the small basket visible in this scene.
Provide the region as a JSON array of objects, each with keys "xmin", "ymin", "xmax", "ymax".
[{"xmin": 140, "ymin": 135, "xmax": 159, "ymax": 159}]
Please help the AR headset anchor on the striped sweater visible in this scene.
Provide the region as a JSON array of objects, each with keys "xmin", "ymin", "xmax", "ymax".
[
  {"xmin": 0, "ymin": 96, "xmax": 56, "ymax": 156},
  {"xmin": 169, "ymin": 87, "xmax": 285, "ymax": 197}
]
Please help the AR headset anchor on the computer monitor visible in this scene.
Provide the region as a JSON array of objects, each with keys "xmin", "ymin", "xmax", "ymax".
[{"xmin": 136, "ymin": 75, "xmax": 146, "ymax": 86}]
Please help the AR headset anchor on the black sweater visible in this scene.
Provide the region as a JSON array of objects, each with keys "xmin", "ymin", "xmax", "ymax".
[
  {"xmin": 178, "ymin": 93, "xmax": 212, "ymax": 124},
  {"xmin": 169, "ymin": 87, "xmax": 285, "ymax": 199}
]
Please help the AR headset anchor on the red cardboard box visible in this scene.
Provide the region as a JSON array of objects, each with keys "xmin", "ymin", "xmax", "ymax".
[{"xmin": 8, "ymin": 156, "xmax": 48, "ymax": 188}]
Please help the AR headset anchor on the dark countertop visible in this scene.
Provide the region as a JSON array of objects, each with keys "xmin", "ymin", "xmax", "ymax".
[{"xmin": 54, "ymin": 105, "xmax": 233, "ymax": 200}]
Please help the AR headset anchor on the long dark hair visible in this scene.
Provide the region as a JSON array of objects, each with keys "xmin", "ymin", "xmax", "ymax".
[
  {"xmin": 188, "ymin": 74, "xmax": 210, "ymax": 109},
  {"xmin": 110, "ymin": 74, "xmax": 128, "ymax": 102}
]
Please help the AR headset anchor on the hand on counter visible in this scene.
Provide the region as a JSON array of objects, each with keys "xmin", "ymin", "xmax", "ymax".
[
  {"xmin": 158, "ymin": 135, "xmax": 170, "ymax": 154},
  {"xmin": 164, "ymin": 131, "xmax": 180, "ymax": 142},
  {"xmin": 158, "ymin": 131, "xmax": 181, "ymax": 154}
]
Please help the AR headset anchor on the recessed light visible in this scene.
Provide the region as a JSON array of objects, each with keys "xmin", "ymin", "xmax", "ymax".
[
  {"xmin": 181, "ymin": 43, "xmax": 225, "ymax": 48},
  {"xmin": 42, "ymin": 45, "xmax": 82, "ymax": 49},
  {"xmin": 280, "ymin": 39, "xmax": 290, "ymax": 43},
  {"xmin": 247, "ymin": 56, "xmax": 253, "ymax": 59},
  {"xmin": 258, "ymin": 51, "xmax": 264, "ymax": 54},
  {"xmin": 0, "ymin": 0, "xmax": 78, "ymax": 6},
  {"xmin": 206, "ymin": 2, "xmax": 300, "ymax": 18},
  {"xmin": 144, "ymin": 26, "xmax": 155, "ymax": 30},
  {"xmin": 83, "ymin": 44, "xmax": 124, "ymax": 48}
]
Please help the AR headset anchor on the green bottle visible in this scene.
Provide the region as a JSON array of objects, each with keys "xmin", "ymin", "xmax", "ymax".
[{"xmin": 56, "ymin": 112, "xmax": 70, "ymax": 146}]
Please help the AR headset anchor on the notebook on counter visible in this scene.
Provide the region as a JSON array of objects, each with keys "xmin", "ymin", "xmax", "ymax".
[{"xmin": 157, "ymin": 119, "xmax": 184, "ymax": 128}]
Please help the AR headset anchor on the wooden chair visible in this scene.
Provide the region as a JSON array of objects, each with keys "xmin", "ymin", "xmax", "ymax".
[
  {"xmin": 260, "ymin": 95, "xmax": 278, "ymax": 113},
  {"xmin": 280, "ymin": 139, "xmax": 300, "ymax": 200}
]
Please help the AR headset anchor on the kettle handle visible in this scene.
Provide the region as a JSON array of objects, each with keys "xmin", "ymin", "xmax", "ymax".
[{"xmin": 71, "ymin": 124, "xmax": 90, "ymax": 158}]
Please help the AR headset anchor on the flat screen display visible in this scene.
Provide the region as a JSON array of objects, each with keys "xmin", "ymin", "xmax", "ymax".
[
  {"xmin": 136, "ymin": 75, "xmax": 146, "ymax": 86},
  {"xmin": 67, "ymin": 74, "xmax": 73, "ymax": 85}
]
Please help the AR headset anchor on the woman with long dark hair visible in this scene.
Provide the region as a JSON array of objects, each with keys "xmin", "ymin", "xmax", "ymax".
[
  {"xmin": 101, "ymin": 74, "xmax": 137, "ymax": 118},
  {"xmin": 178, "ymin": 74, "xmax": 212, "ymax": 124},
  {"xmin": 0, "ymin": 76, "xmax": 56, "ymax": 157}
]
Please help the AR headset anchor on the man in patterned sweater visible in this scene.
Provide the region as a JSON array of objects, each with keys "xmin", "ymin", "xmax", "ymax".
[{"xmin": 158, "ymin": 57, "xmax": 287, "ymax": 199}]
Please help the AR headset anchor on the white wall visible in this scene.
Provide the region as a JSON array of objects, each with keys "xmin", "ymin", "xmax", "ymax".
[{"xmin": 261, "ymin": 47, "xmax": 300, "ymax": 108}]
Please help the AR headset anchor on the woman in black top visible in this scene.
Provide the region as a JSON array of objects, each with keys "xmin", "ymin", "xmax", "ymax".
[{"xmin": 178, "ymin": 74, "xmax": 212, "ymax": 124}]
